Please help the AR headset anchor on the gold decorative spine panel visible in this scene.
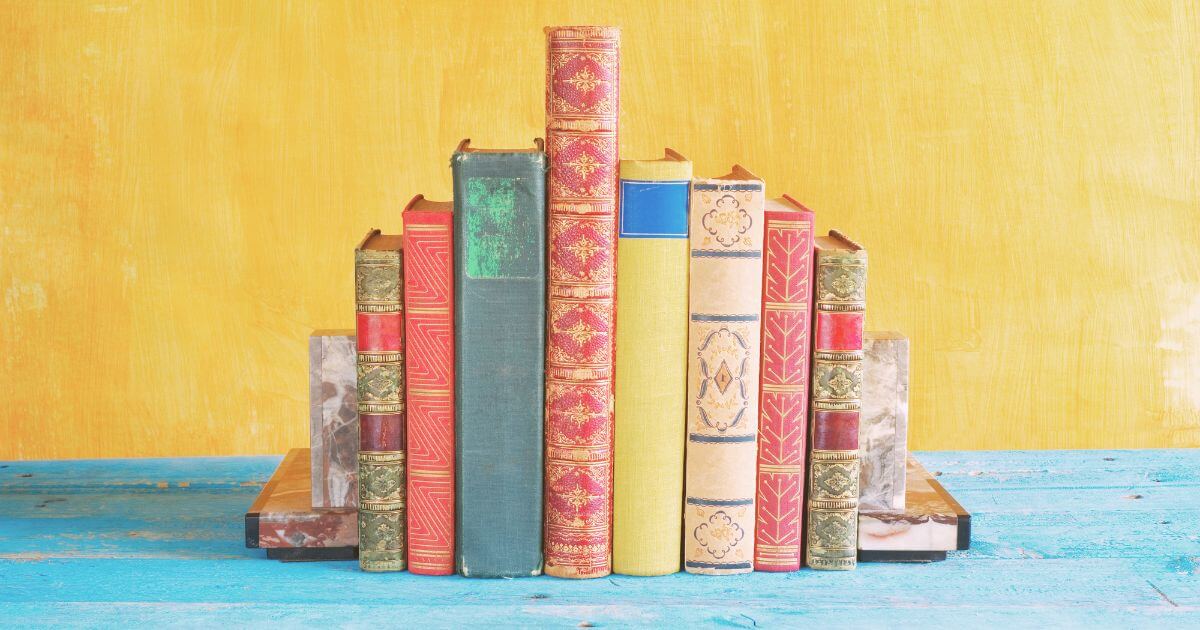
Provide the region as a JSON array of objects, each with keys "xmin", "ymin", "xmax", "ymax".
[
  {"xmin": 807, "ymin": 232, "xmax": 867, "ymax": 571},
  {"xmin": 358, "ymin": 449, "xmax": 407, "ymax": 572},
  {"xmin": 355, "ymin": 234, "xmax": 407, "ymax": 572}
]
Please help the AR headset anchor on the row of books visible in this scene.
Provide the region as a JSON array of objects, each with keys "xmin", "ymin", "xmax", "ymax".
[
  {"xmin": 356, "ymin": 153, "xmax": 867, "ymax": 577},
  {"xmin": 349, "ymin": 26, "xmax": 868, "ymax": 577}
]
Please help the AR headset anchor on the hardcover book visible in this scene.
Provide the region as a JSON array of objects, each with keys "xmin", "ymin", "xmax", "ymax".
[
  {"xmin": 355, "ymin": 230, "xmax": 406, "ymax": 572},
  {"xmin": 684, "ymin": 166, "xmax": 766, "ymax": 575},
  {"xmin": 806, "ymin": 230, "xmax": 868, "ymax": 571},
  {"xmin": 451, "ymin": 139, "xmax": 547, "ymax": 578},
  {"xmin": 543, "ymin": 25, "xmax": 620, "ymax": 579},
  {"xmin": 860, "ymin": 331, "xmax": 910, "ymax": 511},
  {"xmin": 612, "ymin": 150, "xmax": 691, "ymax": 576},
  {"xmin": 402, "ymin": 196, "xmax": 455, "ymax": 576},
  {"xmin": 309, "ymin": 330, "xmax": 358, "ymax": 509},
  {"xmin": 754, "ymin": 196, "xmax": 815, "ymax": 572}
]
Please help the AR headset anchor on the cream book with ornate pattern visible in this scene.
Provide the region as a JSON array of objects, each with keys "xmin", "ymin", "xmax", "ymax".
[{"xmin": 683, "ymin": 166, "xmax": 766, "ymax": 575}]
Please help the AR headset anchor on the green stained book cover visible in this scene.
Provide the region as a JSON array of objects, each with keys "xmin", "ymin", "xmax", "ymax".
[{"xmin": 450, "ymin": 141, "xmax": 547, "ymax": 578}]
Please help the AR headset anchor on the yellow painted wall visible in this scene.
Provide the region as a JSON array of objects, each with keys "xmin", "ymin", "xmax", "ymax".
[{"xmin": 1, "ymin": 1, "xmax": 1197, "ymax": 460}]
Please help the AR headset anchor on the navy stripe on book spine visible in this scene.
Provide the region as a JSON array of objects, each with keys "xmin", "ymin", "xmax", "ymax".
[
  {"xmin": 692, "ymin": 183, "xmax": 763, "ymax": 192},
  {"xmin": 686, "ymin": 497, "xmax": 755, "ymax": 506},
  {"xmin": 691, "ymin": 249, "xmax": 761, "ymax": 259},
  {"xmin": 689, "ymin": 433, "xmax": 756, "ymax": 443},
  {"xmin": 690, "ymin": 314, "xmax": 759, "ymax": 322},
  {"xmin": 685, "ymin": 561, "xmax": 755, "ymax": 570}
]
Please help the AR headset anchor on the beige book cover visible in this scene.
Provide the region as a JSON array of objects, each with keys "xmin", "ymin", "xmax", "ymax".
[{"xmin": 683, "ymin": 166, "xmax": 766, "ymax": 575}]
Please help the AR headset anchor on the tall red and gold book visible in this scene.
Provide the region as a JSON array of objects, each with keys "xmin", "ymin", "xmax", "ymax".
[
  {"xmin": 754, "ymin": 196, "xmax": 816, "ymax": 572},
  {"xmin": 355, "ymin": 230, "xmax": 406, "ymax": 572},
  {"xmin": 402, "ymin": 196, "xmax": 454, "ymax": 576},
  {"xmin": 806, "ymin": 230, "xmax": 867, "ymax": 571},
  {"xmin": 543, "ymin": 25, "xmax": 620, "ymax": 579}
]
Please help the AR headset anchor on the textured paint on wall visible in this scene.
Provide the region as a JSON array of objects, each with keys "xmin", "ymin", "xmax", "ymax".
[{"xmin": 0, "ymin": 1, "xmax": 1196, "ymax": 459}]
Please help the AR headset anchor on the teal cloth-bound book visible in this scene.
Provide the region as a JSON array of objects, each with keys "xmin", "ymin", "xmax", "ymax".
[{"xmin": 451, "ymin": 139, "xmax": 547, "ymax": 578}]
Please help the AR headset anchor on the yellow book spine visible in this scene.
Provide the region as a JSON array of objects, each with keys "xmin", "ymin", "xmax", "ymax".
[{"xmin": 612, "ymin": 152, "xmax": 692, "ymax": 575}]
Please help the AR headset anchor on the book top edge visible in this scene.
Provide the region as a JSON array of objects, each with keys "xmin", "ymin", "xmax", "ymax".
[
  {"xmin": 404, "ymin": 195, "xmax": 452, "ymax": 214},
  {"xmin": 619, "ymin": 158, "xmax": 692, "ymax": 181},
  {"xmin": 765, "ymin": 197, "xmax": 815, "ymax": 218},
  {"xmin": 455, "ymin": 138, "xmax": 545, "ymax": 154},
  {"xmin": 817, "ymin": 231, "xmax": 865, "ymax": 254},
  {"xmin": 545, "ymin": 25, "xmax": 621, "ymax": 39},
  {"xmin": 357, "ymin": 232, "xmax": 403, "ymax": 252}
]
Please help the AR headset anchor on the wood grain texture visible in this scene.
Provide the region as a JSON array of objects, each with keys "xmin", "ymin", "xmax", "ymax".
[
  {"xmin": 1, "ymin": 450, "xmax": 1198, "ymax": 626},
  {"xmin": 0, "ymin": 1, "xmax": 1197, "ymax": 458}
]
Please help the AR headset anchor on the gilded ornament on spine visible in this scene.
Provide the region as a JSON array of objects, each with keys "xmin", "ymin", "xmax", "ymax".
[
  {"xmin": 355, "ymin": 230, "xmax": 406, "ymax": 572},
  {"xmin": 753, "ymin": 197, "xmax": 815, "ymax": 572},
  {"xmin": 684, "ymin": 168, "xmax": 765, "ymax": 575},
  {"xmin": 543, "ymin": 25, "xmax": 620, "ymax": 579},
  {"xmin": 402, "ymin": 198, "xmax": 456, "ymax": 576},
  {"xmin": 806, "ymin": 231, "xmax": 866, "ymax": 571}
]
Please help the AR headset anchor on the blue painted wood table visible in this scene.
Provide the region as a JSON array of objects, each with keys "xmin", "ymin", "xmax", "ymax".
[{"xmin": 1, "ymin": 450, "xmax": 1197, "ymax": 628}]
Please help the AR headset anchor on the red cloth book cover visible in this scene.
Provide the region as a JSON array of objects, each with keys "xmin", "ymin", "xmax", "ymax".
[
  {"xmin": 806, "ymin": 230, "xmax": 867, "ymax": 571},
  {"xmin": 754, "ymin": 196, "xmax": 816, "ymax": 572},
  {"xmin": 543, "ymin": 25, "xmax": 620, "ymax": 579},
  {"xmin": 402, "ymin": 196, "xmax": 455, "ymax": 576}
]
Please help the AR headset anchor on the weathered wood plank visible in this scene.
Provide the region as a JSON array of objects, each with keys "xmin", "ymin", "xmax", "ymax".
[
  {"xmin": 0, "ymin": 558, "xmax": 1188, "ymax": 608},
  {"xmin": 1, "ymin": 450, "xmax": 1197, "ymax": 627},
  {"xmin": 0, "ymin": 601, "xmax": 1195, "ymax": 629},
  {"xmin": 921, "ymin": 449, "xmax": 1200, "ymax": 487},
  {"xmin": 0, "ymin": 456, "xmax": 280, "ymax": 490}
]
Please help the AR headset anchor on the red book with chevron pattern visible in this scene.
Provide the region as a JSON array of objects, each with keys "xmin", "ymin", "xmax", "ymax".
[
  {"xmin": 754, "ymin": 196, "xmax": 816, "ymax": 571},
  {"xmin": 402, "ymin": 196, "xmax": 455, "ymax": 576}
]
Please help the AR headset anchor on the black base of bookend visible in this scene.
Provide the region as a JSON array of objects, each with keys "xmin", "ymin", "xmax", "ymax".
[
  {"xmin": 859, "ymin": 550, "xmax": 947, "ymax": 563},
  {"xmin": 266, "ymin": 547, "xmax": 358, "ymax": 562}
]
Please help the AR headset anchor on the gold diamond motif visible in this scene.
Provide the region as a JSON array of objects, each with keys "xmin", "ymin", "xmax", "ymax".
[
  {"xmin": 824, "ymin": 470, "xmax": 851, "ymax": 495},
  {"xmin": 831, "ymin": 272, "xmax": 857, "ymax": 296},
  {"xmin": 564, "ymin": 236, "xmax": 601, "ymax": 264},
  {"xmin": 563, "ymin": 67, "xmax": 600, "ymax": 93},
  {"xmin": 566, "ymin": 153, "xmax": 601, "ymax": 180},
  {"xmin": 562, "ymin": 401, "xmax": 593, "ymax": 429},
  {"xmin": 562, "ymin": 319, "xmax": 598, "ymax": 346},
  {"xmin": 828, "ymin": 370, "xmax": 853, "ymax": 397},
  {"xmin": 564, "ymin": 484, "xmax": 591, "ymax": 510},
  {"xmin": 713, "ymin": 361, "xmax": 734, "ymax": 394}
]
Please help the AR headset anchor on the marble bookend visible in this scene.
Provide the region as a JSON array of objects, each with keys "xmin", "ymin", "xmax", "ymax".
[
  {"xmin": 859, "ymin": 331, "xmax": 909, "ymax": 511},
  {"xmin": 858, "ymin": 456, "xmax": 970, "ymax": 561},
  {"xmin": 309, "ymin": 330, "xmax": 358, "ymax": 509},
  {"xmin": 246, "ymin": 448, "xmax": 357, "ymax": 558}
]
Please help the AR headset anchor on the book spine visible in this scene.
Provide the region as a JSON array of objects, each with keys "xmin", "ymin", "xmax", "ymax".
[
  {"xmin": 754, "ymin": 207, "xmax": 815, "ymax": 572},
  {"xmin": 612, "ymin": 159, "xmax": 691, "ymax": 576},
  {"xmin": 806, "ymin": 241, "xmax": 867, "ymax": 570},
  {"xmin": 355, "ymin": 244, "xmax": 406, "ymax": 572},
  {"xmin": 543, "ymin": 25, "xmax": 620, "ymax": 579},
  {"xmin": 403, "ymin": 210, "xmax": 455, "ymax": 576},
  {"xmin": 452, "ymin": 151, "xmax": 547, "ymax": 578},
  {"xmin": 684, "ymin": 179, "xmax": 765, "ymax": 575}
]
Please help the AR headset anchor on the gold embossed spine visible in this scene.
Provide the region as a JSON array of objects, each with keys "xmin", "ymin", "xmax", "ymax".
[
  {"xmin": 355, "ymin": 230, "xmax": 407, "ymax": 572},
  {"xmin": 806, "ymin": 231, "xmax": 867, "ymax": 571}
]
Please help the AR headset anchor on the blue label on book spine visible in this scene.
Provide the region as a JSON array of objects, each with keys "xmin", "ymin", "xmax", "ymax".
[{"xmin": 619, "ymin": 180, "xmax": 689, "ymax": 238}]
